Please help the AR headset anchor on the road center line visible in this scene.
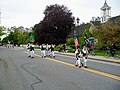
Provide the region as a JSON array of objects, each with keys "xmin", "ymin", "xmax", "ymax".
[
  {"xmin": 57, "ymin": 54, "xmax": 120, "ymax": 66},
  {"xmin": 24, "ymin": 51, "xmax": 120, "ymax": 81}
]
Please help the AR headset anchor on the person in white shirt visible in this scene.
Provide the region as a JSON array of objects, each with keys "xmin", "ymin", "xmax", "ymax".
[
  {"xmin": 40, "ymin": 44, "xmax": 46, "ymax": 58},
  {"xmin": 75, "ymin": 46, "xmax": 82, "ymax": 68},
  {"xmin": 50, "ymin": 44, "xmax": 55, "ymax": 58},
  {"xmin": 26, "ymin": 42, "xmax": 30, "ymax": 57},
  {"xmin": 82, "ymin": 45, "xmax": 89, "ymax": 68},
  {"xmin": 29, "ymin": 43, "xmax": 35, "ymax": 58}
]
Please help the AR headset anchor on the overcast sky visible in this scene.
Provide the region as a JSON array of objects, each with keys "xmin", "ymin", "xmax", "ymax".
[{"xmin": 0, "ymin": 0, "xmax": 120, "ymax": 28}]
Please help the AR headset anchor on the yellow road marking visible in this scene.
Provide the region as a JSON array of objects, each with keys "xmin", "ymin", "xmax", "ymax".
[
  {"xmin": 57, "ymin": 54, "xmax": 120, "ymax": 63},
  {"xmin": 47, "ymin": 57, "xmax": 120, "ymax": 81},
  {"xmin": 24, "ymin": 52, "xmax": 120, "ymax": 81}
]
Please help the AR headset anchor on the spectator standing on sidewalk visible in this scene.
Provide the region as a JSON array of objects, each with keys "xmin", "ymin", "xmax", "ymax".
[
  {"xmin": 110, "ymin": 44, "xmax": 116, "ymax": 57},
  {"xmin": 89, "ymin": 44, "xmax": 93, "ymax": 54},
  {"xmin": 82, "ymin": 45, "xmax": 89, "ymax": 68},
  {"xmin": 63, "ymin": 44, "xmax": 66, "ymax": 52}
]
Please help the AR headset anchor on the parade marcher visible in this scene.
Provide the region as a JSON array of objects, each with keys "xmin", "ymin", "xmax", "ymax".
[
  {"xmin": 50, "ymin": 44, "xmax": 55, "ymax": 58},
  {"xmin": 46, "ymin": 44, "xmax": 49, "ymax": 56},
  {"xmin": 29, "ymin": 42, "xmax": 35, "ymax": 58},
  {"xmin": 47, "ymin": 44, "xmax": 51, "ymax": 57},
  {"xmin": 46, "ymin": 44, "xmax": 51, "ymax": 56},
  {"xmin": 40, "ymin": 44, "xmax": 46, "ymax": 58},
  {"xmin": 26, "ymin": 42, "xmax": 30, "ymax": 57},
  {"xmin": 75, "ymin": 46, "xmax": 82, "ymax": 68},
  {"xmin": 82, "ymin": 45, "xmax": 89, "ymax": 68}
]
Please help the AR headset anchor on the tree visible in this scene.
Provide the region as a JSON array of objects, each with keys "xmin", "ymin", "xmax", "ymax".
[
  {"xmin": 94, "ymin": 22, "xmax": 120, "ymax": 46},
  {"xmin": 2, "ymin": 26, "xmax": 30, "ymax": 45},
  {"xmin": 0, "ymin": 26, "xmax": 5, "ymax": 42},
  {"xmin": 2, "ymin": 36, "xmax": 9, "ymax": 44},
  {"xmin": 0, "ymin": 26, "xmax": 5, "ymax": 36},
  {"xmin": 34, "ymin": 4, "xmax": 75, "ymax": 45}
]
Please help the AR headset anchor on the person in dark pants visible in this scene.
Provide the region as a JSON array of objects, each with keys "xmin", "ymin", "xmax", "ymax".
[
  {"xmin": 40, "ymin": 44, "xmax": 46, "ymax": 58},
  {"xmin": 63, "ymin": 44, "xmax": 66, "ymax": 52},
  {"xmin": 50, "ymin": 44, "xmax": 55, "ymax": 58},
  {"xmin": 29, "ymin": 43, "xmax": 34, "ymax": 58},
  {"xmin": 75, "ymin": 46, "xmax": 82, "ymax": 68},
  {"xmin": 110, "ymin": 44, "xmax": 116, "ymax": 57},
  {"xmin": 26, "ymin": 42, "xmax": 30, "ymax": 57},
  {"xmin": 82, "ymin": 45, "xmax": 89, "ymax": 68}
]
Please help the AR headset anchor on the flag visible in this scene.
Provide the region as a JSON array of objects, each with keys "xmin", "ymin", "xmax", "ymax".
[
  {"xmin": 80, "ymin": 23, "xmax": 91, "ymax": 45},
  {"xmin": 74, "ymin": 36, "xmax": 79, "ymax": 47}
]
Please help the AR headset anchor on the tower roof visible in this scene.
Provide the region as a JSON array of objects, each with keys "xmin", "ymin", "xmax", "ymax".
[{"xmin": 101, "ymin": 0, "xmax": 111, "ymax": 10}]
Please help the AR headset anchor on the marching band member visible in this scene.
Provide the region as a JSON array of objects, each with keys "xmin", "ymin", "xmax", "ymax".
[
  {"xmin": 75, "ymin": 46, "xmax": 82, "ymax": 68},
  {"xmin": 82, "ymin": 45, "xmax": 89, "ymax": 68}
]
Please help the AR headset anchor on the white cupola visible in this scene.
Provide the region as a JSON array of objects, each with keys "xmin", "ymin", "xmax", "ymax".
[{"xmin": 100, "ymin": 0, "xmax": 111, "ymax": 22}]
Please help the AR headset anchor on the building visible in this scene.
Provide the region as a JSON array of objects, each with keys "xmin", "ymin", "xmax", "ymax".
[
  {"xmin": 67, "ymin": 24, "xmax": 87, "ymax": 38},
  {"xmin": 100, "ymin": 0, "xmax": 111, "ymax": 23},
  {"xmin": 90, "ymin": 0, "xmax": 111, "ymax": 23}
]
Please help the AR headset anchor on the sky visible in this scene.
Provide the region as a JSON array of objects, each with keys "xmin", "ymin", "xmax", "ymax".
[{"xmin": 0, "ymin": 0, "xmax": 120, "ymax": 28}]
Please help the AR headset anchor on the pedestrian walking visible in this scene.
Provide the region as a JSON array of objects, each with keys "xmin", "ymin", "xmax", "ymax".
[
  {"xmin": 46, "ymin": 44, "xmax": 51, "ymax": 56},
  {"xmin": 26, "ymin": 42, "xmax": 30, "ymax": 57},
  {"xmin": 29, "ymin": 43, "xmax": 35, "ymax": 58},
  {"xmin": 40, "ymin": 44, "xmax": 46, "ymax": 58},
  {"xmin": 75, "ymin": 46, "xmax": 82, "ymax": 68},
  {"xmin": 82, "ymin": 45, "xmax": 89, "ymax": 68},
  {"xmin": 50, "ymin": 44, "xmax": 55, "ymax": 58},
  {"xmin": 63, "ymin": 44, "xmax": 66, "ymax": 52}
]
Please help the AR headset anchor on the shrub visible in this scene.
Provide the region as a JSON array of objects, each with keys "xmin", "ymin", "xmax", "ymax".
[{"xmin": 67, "ymin": 48, "xmax": 75, "ymax": 53}]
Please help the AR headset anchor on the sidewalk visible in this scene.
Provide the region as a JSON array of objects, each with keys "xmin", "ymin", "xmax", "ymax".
[
  {"xmin": 15, "ymin": 47, "xmax": 120, "ymax": 64},
  {"xmin": 55, "ymin": 51, "xmax": 120, "ymax": 64}
]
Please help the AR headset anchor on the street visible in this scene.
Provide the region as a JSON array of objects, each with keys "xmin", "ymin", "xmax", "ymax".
[{"xmin": 0, "ymin": 46, "xmax": 120, "ymax": 90}]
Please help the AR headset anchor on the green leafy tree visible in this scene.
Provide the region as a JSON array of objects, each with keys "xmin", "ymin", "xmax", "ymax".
[
  {"xmin": 0, "ymin": 26, "xmax": 5, "ymax": 36},
  {"xmin": 0, "ymin": 26, "xmax": 6, "ymax": 42},
  {"xmin": 2, "ymin": 26, "xmax": 31, "ymax": 45},
  {"xmin": 67, "ymin": 37, "xmax": 74, "ymax": 45},
  {"xmin": 2, "ymin": 27, "xmax": 19, "ymax": 45},
  {"xmin": 17, "ymin": 32, "xmax": 25, "ymax": 44},
  {"xmin": 94, "ymin": 22, "xmax": 120, "ymax": 46},
  {"xmin": 2, "ymin": 36, "xmax": 9, "ymax": 44}
]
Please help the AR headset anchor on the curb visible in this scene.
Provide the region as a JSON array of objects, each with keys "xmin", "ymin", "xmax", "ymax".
[{"xmin": 18, "ymin": 47, "xmax": 120, "ymax": 64}]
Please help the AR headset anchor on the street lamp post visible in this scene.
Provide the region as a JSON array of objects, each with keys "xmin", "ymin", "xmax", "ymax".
[
  {"xmin": 76, "ymin": 17, "xmax": 80, "ymax": 45},
  {"xmin": 76, "ymin": 18, "xmax": 80, "ymax": 36}
]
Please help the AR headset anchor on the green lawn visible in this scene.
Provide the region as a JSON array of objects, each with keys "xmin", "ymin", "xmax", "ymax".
[{"xmin": 93, "ymin": 50, "xmax": 120, "ymax": 56}]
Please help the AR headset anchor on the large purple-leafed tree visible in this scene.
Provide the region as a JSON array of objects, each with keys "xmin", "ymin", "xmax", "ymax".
[{"xmin": 34, "ymin": 4, "xmax": 75, "ymax": 45}]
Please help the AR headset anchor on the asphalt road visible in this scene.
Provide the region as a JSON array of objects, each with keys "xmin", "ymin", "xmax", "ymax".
[{"xmin": 0, "ymin": 46, "xmax": 120, "ymax": 90}]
